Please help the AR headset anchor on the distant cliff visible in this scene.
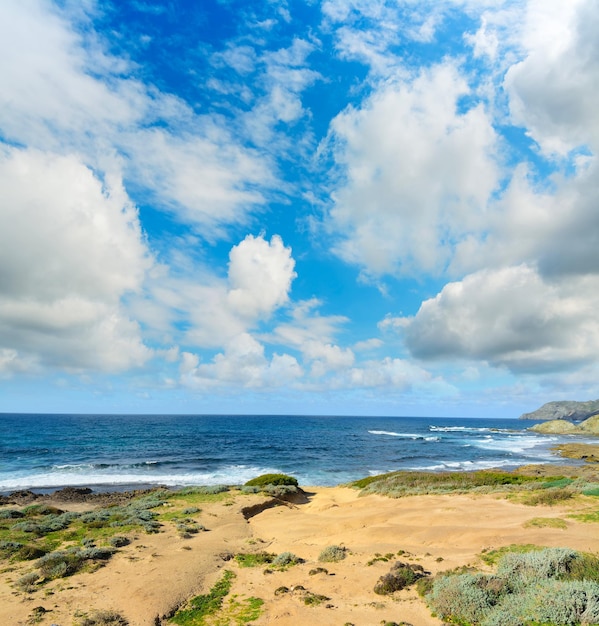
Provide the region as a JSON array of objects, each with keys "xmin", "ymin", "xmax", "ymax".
[{"xmin": 519, "ymin": 399, "xmax": 599, "ymax": 421}]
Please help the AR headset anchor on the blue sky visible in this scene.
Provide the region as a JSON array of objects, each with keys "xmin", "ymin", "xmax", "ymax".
[{"xmin": 1, "ymin": 0, "xmax": 598, "ymax": 417}]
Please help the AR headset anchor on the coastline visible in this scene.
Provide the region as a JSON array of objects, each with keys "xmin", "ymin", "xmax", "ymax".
[{"xmin": 2, "ymin": 465, "xmax": 599, "ymax": 626}]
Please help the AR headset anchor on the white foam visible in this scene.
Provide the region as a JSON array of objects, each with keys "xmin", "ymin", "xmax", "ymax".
[
  {"xmin": 413, "ymin": 458, "xmax": 520, "ymax": 472},
  {"xmin": 368, "ymin": 430, "xmax": 422, "ymax": 439},
  {"xmin": 0, "ymin": 464, "xmax": 283, "ymax": 491}
]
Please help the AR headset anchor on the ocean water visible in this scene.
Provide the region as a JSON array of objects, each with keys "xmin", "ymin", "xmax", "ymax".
[{"xmin": 0, "ymin": 414, "xmax": 590, "ymax": 492}]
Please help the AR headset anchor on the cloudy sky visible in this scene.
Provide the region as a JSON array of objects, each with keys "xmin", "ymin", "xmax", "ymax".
[{"xmin": 1, "ymin": 0, "xmax": 598, "ymax": 417}]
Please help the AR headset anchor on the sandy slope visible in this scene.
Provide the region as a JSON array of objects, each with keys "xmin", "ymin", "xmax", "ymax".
[{"xmin": 2, "ymin": 487, "xmax": 599, "ymax": 626}]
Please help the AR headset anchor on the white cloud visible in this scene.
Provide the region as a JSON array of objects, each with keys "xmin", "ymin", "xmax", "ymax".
[
  {"xmin": 504, "ymin": 0, "xmax": 599, "ymax": 155},
  {"xmin": 0, "ymin": 147, "xmax": 152, "ymax": 372},
  {"xmin": 228, "ymin": 234, "xmax": 297, "ymax": 319},
  {"xmin": 135, "ymin": 234, "xmax": 297, "ymax": 350},
  {"xmin": 327, "ymin": 62, "xmax": 499, "ymax": 277},
  {"xmin": 404, "ymin": 265, "xmax": 599, "ymax": 373},
  {"xmin": 180, "ymin": 333, "xmax": 303, "ymax": 389},
  {"xmin": 0, "ymin": 0, "xmax": 276, "ymax": 239}
]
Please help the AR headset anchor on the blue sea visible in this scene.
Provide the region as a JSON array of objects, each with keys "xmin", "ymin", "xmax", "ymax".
[{"xmin": 0, "ymin": 414, "xmax": 590, "ymax": 493}]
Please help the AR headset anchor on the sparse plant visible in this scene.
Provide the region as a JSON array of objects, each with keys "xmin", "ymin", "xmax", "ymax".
[
  {"xmin": 318, "ymin": 544, "xmax": 347, "ymax": 562},
  {"xmin": 272, "ymin": 551, "xmax": 303, "ymax": 568},
  {"xmin": 15, "ymin": 571, "xmax": 40, "ymax": 592},
  {"xmin": 522, "ymin": 488, "xmax": 574, "ymax": 506},
  {"xmin": 76, "ymin": 609, "xmax": 129, "ymax": 625}
]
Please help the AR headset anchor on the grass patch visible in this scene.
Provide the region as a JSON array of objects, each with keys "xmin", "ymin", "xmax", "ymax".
[
  {"xmin": 479, "ymin": 544, "xmax": 544, "ymax": 566},
  {"xmin": 234, "ymin": 552, "xmax": 275, "ymax": 568},
  {"xmin": 350, "ymin": 470, "xmax": 542, "ymax": 497},
  {"xmin": 215, "ymin": 595, "xmax": 264, "ymax": 625},
  {"xmin": 521, "ymin": 488, "xmax": 574, "ymax": 506},
  {"xmin": 540, "ymin": 477, "xmax": 574, "ymax": 489},
  {"xmin": 170, "ymin": 570, "xmax": 235, "ymax": 625},
  {"xmin": 569, "ymin": 509, "xmax": 599, "ymax": 523},
  {"xmin": 583, "ymin": 487, "xmax": 599, "ymax": 496},
  {"xmin": 524, "ymin": 517, "xmax": 568, "ymax": 529}
]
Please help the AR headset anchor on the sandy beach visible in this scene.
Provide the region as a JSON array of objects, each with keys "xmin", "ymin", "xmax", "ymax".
[{"xmin": 2, "ymin": 481, "xmax": 599, "ymax": 626}]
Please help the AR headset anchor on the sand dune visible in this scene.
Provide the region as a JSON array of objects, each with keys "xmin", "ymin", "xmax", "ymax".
[{"xmin": 2, "ymin": 486, "xmax": 599, "ymax": 625}]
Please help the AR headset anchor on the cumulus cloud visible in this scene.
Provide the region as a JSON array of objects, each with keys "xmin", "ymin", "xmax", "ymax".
[
  {"xmin": 228, "ymin": 234, "xmax": 297, "ymax": 319},
  {"xmin": 504, "ymin": 0, "xmax": 599, "ymax": 155},
  {"xmin": 135, "ymin": 234, "xmax": 297, "ymax": 350},
  {"xmin": 0, "ymin": 147, "xmax": 152, "ymax": 372},
  {"xmin": 327, "ymin": 62, "xmax": 499, "ymax": 277},
  {"xmin": 404, "ymin": 265, "xmax": 599, "ymax": 373},
  {"xmin": 180, "ymin": 333, "xmax": 303, "ymax": 389}
]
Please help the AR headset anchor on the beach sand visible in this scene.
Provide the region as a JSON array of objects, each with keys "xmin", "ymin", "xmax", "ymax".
[{"xmin": 2, "ymin": 486, "xmax": 599, "ymax": 625}]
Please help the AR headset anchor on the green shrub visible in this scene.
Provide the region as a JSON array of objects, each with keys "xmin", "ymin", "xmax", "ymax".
[
  {"xmin": 244, "ymin": 474, "xmax": 298, "ymax": 488},
  {"xmin": 37, "ymin": 546, "xmax": 115, "ymax": 579},
  {"xmin": 427, "ymin": 547, "xmax": 599, "ymax": 626},
  {"xmin": 15, "ymin": 571, "xmax": 40, "ymax": 592},
  {"xmin": 522, "ymin": 488, "xmax": 574, "ymax": 506},
  {"xmin": 271, "ymin": 551, "xmax": 303, "ymax": 568},
  {"xmin": 0, "ymin": 509, "xmax": 25, "ymax": 519},
  {"xmin": 374, "ymin": 562, "xmax": 427, "ymax": 595},
  {"xmin": 109, "ymin": 536, "xmax": 130, "ymax": 548},
  {"xmin": 235, "ymin": 551, "xmax": 276, "ymax": 567},
  {"xmin": 318, "ymin": 545, "xmax": 347, "ymax": 562},
  {"xmin": 428, "ymin": 572, "xmax": 506, "ymax": 624}
]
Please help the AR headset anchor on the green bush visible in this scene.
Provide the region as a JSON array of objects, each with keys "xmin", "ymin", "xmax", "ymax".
[
  {"xmin": 234, "ymin": 551, "xmax": 276, "ymax": 567},
  {"xmin": 374, "ymin": 562, "xmax": 427, "ymax": 595},
  {"xmin": 271, "ymin": 551, "xmax": 304, "ymax": 568},
  {"xmin": 318, "ymin": 545, "xmax": 347, "ymax": 562},
  {"xmin": 244, "ymin": 473, "xmax": 299, "ymax": 488},
  {"xmin": 427, "ymin": 547, "xmax": 599, "ymax": 625}
]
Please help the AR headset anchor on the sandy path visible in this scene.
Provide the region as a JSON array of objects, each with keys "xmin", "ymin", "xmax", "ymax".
[{"xmin": 1, "ymin": 487, "xmax": 598, "ymax": 625}]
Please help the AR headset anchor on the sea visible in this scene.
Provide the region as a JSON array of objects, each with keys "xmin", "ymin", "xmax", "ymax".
[{"xmin": 0, "ymin": 414, "xmax": 592, "ymax": 493}]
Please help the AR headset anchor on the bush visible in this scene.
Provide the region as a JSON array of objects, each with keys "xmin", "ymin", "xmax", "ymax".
[
  {"xmin": 426, "ymin": 547, "xmax": 599, "ymax": 626},
  {"xmin": 234, "ymin": 551, "xmax": 275, "ymax": 567},
  {"xmin": 374, "ymin": 562, "xmax": 427, "ymax": 595},
  {"xmin": 0, "ymin": 509, "xmax": 24, "ymax": 519},
  {"xmin": 109, "ymin": 536, "xmax": 130, "ymax": 548},
  {"xmin": 37, "ymin": 546, "xmax": 115, "ymax": 579},
  {"xmin": 244, "ymin": 474, "xmax": 299, "ymax": 488},
  {"xmin": 15, "ymin": 571, "xmax": 40, "ymax": 592},
  {"xmin": 272, "ymin": 552, "xmax": 304, "ymax": 568},
  {"xmin": 318, "ymin": 545, "xmax": 347, "ymax": 562}
]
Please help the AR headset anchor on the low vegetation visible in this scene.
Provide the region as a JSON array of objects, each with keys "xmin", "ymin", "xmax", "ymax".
[
  {"xmin": 76, "ymin": 610, "xmax": 129, "ymax": 626},
  {"xmin": 374, "ymin": 561, "xmax": 428, "ymax": 595},
  {"xmin": 244, "ymin": 473, "xmax": 298, "ymax": 488},
  {"xmin": 318, "ymin": 545, "xmax": 347, "ymax": 562},
  {"xmin": 425, "ymin": 546, "xmax": 599, "ymax": 625},
  {"xmin": 170, "ymin": 570, "xmax": 235, "ymax": 625},
  {"xmin": 169, "ymin": 569, "xmax": 263, "ymax": 625},
  {"xmin": 0, "ymin": 487, "xmax": 230, "ymax": 592}
]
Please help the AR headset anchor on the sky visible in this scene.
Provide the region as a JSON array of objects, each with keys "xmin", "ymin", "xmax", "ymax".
[{"xmin": 1, "ymin": 0, "xmax": 598, "ymax": 418}]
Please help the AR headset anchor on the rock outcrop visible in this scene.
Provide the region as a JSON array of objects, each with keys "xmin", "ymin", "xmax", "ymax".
[
  {"xmin": 520, "ymin": 399, "xmax": 599, "ymax": 421},
  {"xmin": 530, "ymin": 414, "xmax": 599, "ymax": 435}
]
